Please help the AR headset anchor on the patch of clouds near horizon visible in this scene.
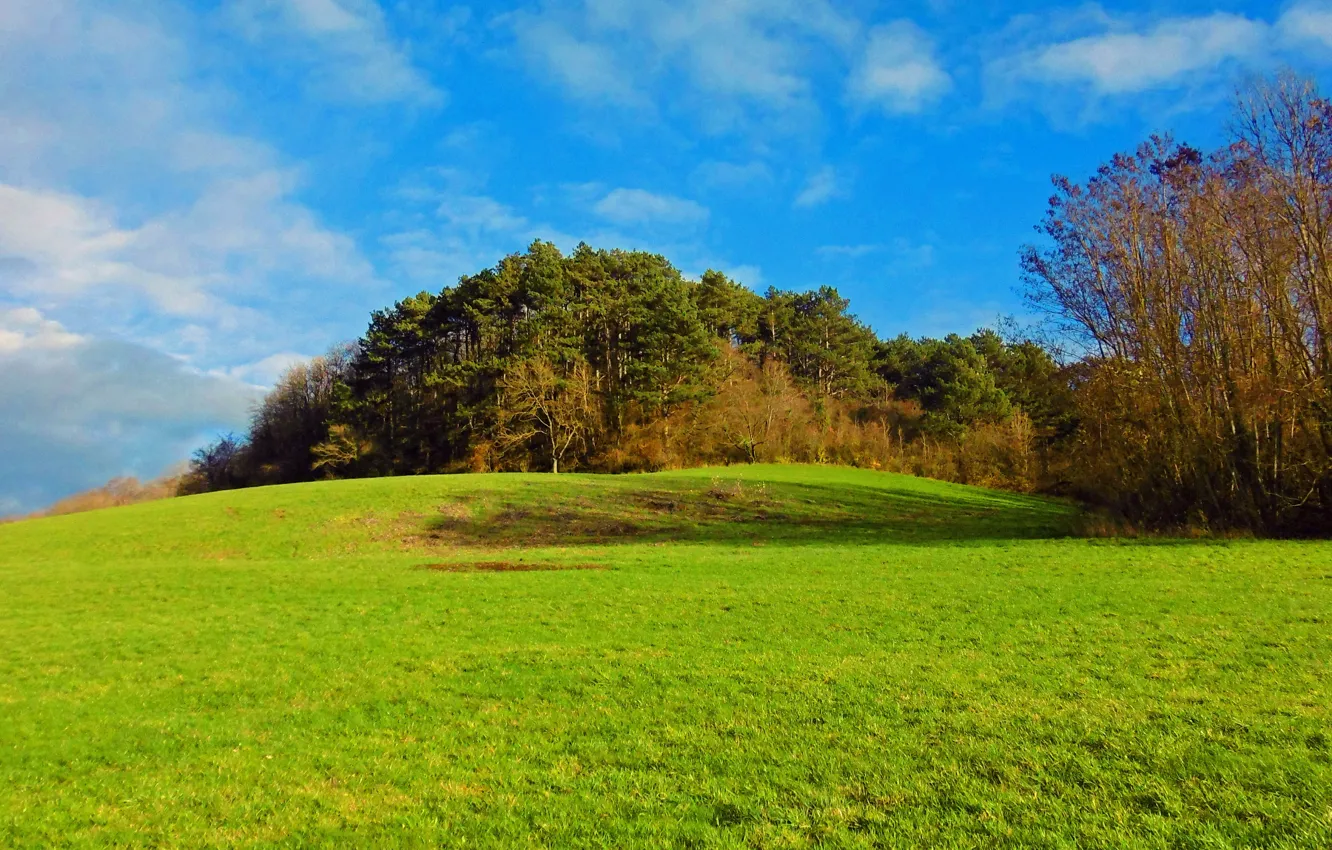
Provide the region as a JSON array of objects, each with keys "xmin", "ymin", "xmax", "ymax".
[
  {"xmin": 0, "ymin": 0, "xmax": 389, "ymax": 508},
  {"xmin": 0, "ymin": 308, "xmax": 259, "ymax": 513}
]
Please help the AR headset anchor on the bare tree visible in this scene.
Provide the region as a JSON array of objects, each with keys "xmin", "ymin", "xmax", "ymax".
[
  {"xmin": 496, "ymin": 358, "xmax": 599, "ymax": 473},
  {"xmin": 1022, "ymin": 75, "xmax": 1332, "ymax": 531},
  {"xmin": 714, "ymin": 355, "xmax": 808, "ymax": 463}
]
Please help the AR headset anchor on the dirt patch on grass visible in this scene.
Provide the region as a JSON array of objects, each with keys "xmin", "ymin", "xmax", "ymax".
[
  {"xmin": 350, "ymin": 475, "xmax": 1071, "ymax": 553},
  {"xmin": 418, "ymin": 561, "xmax": 608, "ymax": 573},
  {"xmin": 418, "ymin": 483, "xmax": 788, "ymax": 548}
]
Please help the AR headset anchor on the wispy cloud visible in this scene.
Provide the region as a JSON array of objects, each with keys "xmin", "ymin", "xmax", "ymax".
[
  {"xmin": 594, "ymin": 188, "xmax": 709, "ymax": 225},
  {"xmin": 885, "ymin": 237, "xmax": 937, "ymax": 271},
  {"xmin": 848, "ymin": 21, "xmax": 951, "ymax": 114},
  {"xmin": 381, "ymin": 168, "xmax": 576, "ymax": 287},
  {"xmin": 817, "ymin": 244, "xmax": 880, "ymax": 259},
  {"xmin": 509, "ymin": 13, "xmax": 645, "ymax": 107},
  {"xmin": 691, "ymin": 160, "xmax": 774, "ymax": 191},
  {"xmin": 986, "ymin": 8, "xmax": 1274, "ymax": 105},
  {"xmin": 1279, "ymin": 2, "xmax": 1332, "ymax": 48},
  {"xmin": 793, "ymin": 166, "xmax": 843, "ymax": 208},
  {"xmin": 507, "ymin": 0, "xmax": 858, "ymax": 133},
  {"xmin": 225, "ymin": 0, "xmax": 443, "ymax": 105}
]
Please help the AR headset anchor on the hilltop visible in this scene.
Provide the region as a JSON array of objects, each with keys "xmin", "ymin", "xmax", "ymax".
[{"xmin": 1, "ymin": 465, "xmax": 1329, "ymax": 847}]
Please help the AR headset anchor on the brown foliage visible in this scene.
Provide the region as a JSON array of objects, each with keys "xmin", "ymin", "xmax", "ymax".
[
  {"xmin": 1024, "ymin": 75, "xmax": 1332, "ymax": 532},
  {"xmin": 571, "ymin": 346, "xmax": 1041, "ymax": 493},
  {"xmin": 17, "ymin": 471, "xmax": 187, "ymax": 521},
  {"xmin": 495, "ymin": 358, "xmax": 600, "ymax": 474}
]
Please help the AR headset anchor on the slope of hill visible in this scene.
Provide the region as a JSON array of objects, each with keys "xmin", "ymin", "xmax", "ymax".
[{"xmin": 1, "ymin": 466, "xmax": 1328, "ymax": 848}]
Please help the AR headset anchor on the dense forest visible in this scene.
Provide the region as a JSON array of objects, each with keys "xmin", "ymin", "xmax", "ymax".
[
  {"xmin": 188, "ymin": 249, "xmax": 1069, "ymax": 493},
  {"xmin": 182, "ymin": 75, "xmax": 1332, "ymax": 536}
]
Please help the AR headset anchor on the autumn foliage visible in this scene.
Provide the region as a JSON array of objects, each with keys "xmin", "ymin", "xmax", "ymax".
[{"xmin": 1024, "ymin": 75, "xmax": 1332, "ymax": 533}]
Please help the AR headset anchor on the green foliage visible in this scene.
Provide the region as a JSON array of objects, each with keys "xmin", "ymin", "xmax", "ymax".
[
  {"xmin": 877, "ymin": 334, "xmax": 1012, "ymax": 436},
  {"xmin": 969, "ymin": 329, "xmax": 1078, "ymax": 439},
  {"xmin": 191, "ymin": 242, "xmax": 1081, "ymax": 494},
  {"xmin": 2, "ymin": 466, "xmax": 1329, "ymax": 847},
  {"xmin": 754, "ymin": 286, "xmax": 882, "ymax": 399},
  {"xmin": 695, "ymin": 269, "xmax": 763, "ymax": 344}
]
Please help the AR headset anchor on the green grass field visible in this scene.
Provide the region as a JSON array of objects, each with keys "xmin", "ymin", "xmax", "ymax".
[{"xmin": 1, "ymin": 465, "xmax": 1329, "ymax": 848}]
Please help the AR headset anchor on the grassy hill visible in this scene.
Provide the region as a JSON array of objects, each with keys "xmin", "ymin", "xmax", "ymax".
[{"xmin": 1, "ymin": 466, "xmax": 1329, "ymax": 848}]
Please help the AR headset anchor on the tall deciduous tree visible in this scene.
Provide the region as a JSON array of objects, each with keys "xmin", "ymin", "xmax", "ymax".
[
  {"xmin": 1023, "ymin": 75, "xmax": 1332, "ymax": 531},
  {"xmin": 496, "ymin": 358, "xmax": 599, "ymax": 473}
]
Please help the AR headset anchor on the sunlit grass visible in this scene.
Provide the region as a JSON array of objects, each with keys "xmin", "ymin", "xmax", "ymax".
[{"xmin": 1, "ymin": 466, "xmax": 1328, "ymax": 847}]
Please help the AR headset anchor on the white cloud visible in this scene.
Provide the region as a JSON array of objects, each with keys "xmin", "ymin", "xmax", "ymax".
[
  {"xmin": 508, "ymin": 0, "xmax": 858, "ymax": 132},
  {"xmin": 226, "ymin": 351, "xmax": 312, "ymax": 386},
  {"xmin": 0, "ymin": 0, "xmax": 384, "ymax": 507},
  {"xmin": 593, "ymin": 189, "xmax": 709, "ymax": 225},
  {"xmin": 0, "ymin": 307, "xmax": 85, "ymax": 354},
  {"xmin": 988, "ymin": 11, "xmax": 1271, "ymax": 99},
  {"xmin": 225, "ymin": 0, "xmax": 443, "ymax": 105},
  {"xmin": 1038, "ymin": 15, "xmax": 1264, "ymax": 93},
  {"xmin": 1279, "ymin": 3, "xmax": 1332, "ymax": 47},
  {"xmin": 690, "ymin": 160, "xmax": 773, "ymax": 191},
  {"xmin": 817, "ymin": 244, "xmax": 880, "ymax": 259},
  {"xmin": 849, "ymin": 21, "xmax": 951, "ymax": 113},
  {"xmin": 0, "ymin": 177, "xmax": 375, "ymax": 328},
  {"xmin": 718, "ymin": 264, "xmax": 763, "ymax": 288},
  {"xmin": 436, "ymin": 194, "xmax": 531, "ymax": 233},
  {"xmin": 793, "ymin": 166, "xmax": 843, "ymax": 208},
  {"xmin": 509, "ymin": 15, "xmax": 644, "ymax": 106}
]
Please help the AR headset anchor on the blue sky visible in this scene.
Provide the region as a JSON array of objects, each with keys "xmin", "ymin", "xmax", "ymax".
[{"xmin": 3, "ymin": 0, "xmax": 1332, "ymax": 512}]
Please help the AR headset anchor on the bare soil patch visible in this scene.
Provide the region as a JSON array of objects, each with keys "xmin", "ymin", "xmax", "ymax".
[{"xmin": 417, "ymin": 561, "xmax": 608, "ymax": 573}]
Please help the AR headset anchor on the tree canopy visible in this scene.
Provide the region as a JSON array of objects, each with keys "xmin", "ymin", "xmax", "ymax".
[{"xmin": 192, "ymin": 242, "xmax": 1067, "ymax": 497}]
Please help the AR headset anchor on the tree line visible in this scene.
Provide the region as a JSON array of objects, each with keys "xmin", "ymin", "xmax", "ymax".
[
  {"xmin": 186, "ymin": 243, "xmax": 1070, "ymax": 496},
  {"xmin": 1023, "ymin": 74, "xmax": 1332, "ymax": 534},
  {"xmin": 180, "ymin": 74, "xmax": 1332, "ymax": 535}
]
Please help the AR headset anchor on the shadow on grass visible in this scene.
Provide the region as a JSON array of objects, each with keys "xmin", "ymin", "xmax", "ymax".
[{"xmin": 415, "ymin": 475, "xmax": 1080, "ymax": 549}]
